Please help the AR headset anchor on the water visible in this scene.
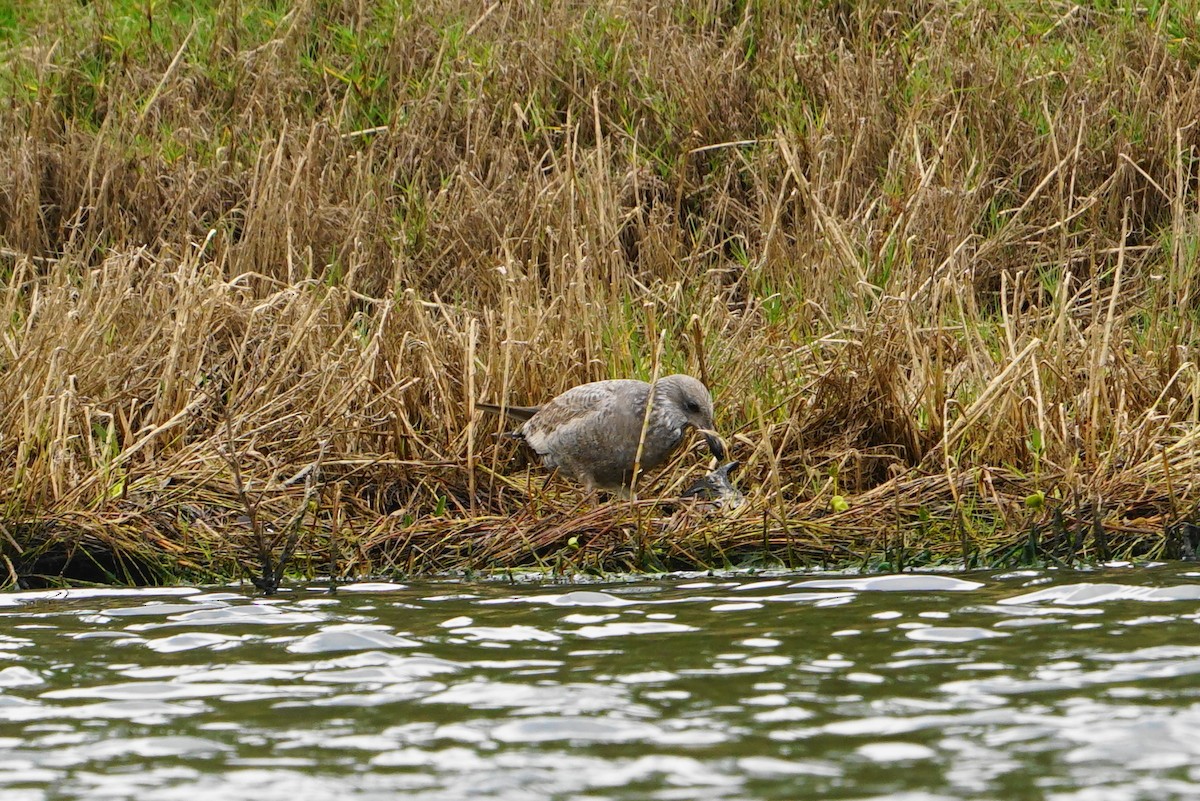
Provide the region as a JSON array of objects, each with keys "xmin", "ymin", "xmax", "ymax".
[{"xmin": 2, "ymin": 566, "xmax": 1200, "ymax": 800}]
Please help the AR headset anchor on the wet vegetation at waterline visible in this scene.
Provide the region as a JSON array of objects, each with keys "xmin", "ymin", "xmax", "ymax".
[{"xmin": 4, "ymin": 0, "xmax": 1200, "ymax": 588}]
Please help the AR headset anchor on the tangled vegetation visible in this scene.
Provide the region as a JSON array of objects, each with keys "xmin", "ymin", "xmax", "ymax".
[{"xmin": 3, "ymin": 0, "xmax": 1200, "ymax": 587}]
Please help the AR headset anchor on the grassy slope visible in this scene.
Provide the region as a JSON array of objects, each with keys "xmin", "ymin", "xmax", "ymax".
[{"xmin": 3, "ymin": 0, "xmax": 1200, "ymax": 585}]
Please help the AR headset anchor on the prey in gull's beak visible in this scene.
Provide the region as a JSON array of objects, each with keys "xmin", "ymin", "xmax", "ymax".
[
  {"xmin": 680, "ymin": 460, "xmax": 744, "ymax": 510},
  {"xmin": 697, "ymin": 428, "xmax": 727, "ymax": 461}
]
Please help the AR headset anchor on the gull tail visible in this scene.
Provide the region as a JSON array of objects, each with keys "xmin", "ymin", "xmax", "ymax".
[{"xmin": 476, "ymin": 402, "xmax": 541, "ymax": 423}]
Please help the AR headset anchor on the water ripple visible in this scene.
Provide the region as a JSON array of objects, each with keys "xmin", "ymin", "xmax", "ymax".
[
  {"xmin": 490, "ymin": 715, "xmax": 665, "ymax": 744},
  {"xmin": 142, "ymin": 604, "xmax": 327, "ymax": 628},
  {"xmin": 286, "ymin": 624, "xmax": 419, "ymax": 653},
  {"xmin": 0, "ymin": 666, "xmax": 43, "ymax": 687},
  {"xmin": 1000, "ymin": 582, "xmax": 1200, "ymax": 605},
  {"xmin": 144, "ymin": 633, "xmax": 250, "ymax": 653},
  {"xmin": 572, "ymin": 621, "xmax": 698, "ymax": 639},
  {"xmin": 453, "ymin": 625, "xmax": 561, "ymax": 643},
  {"xmin": 793, "ymin": 575, "xmax": 985, "ymax": 592},
  {"xmin": 905, "ymin": 627, "xmax": 1009, "ymax": 643},
  {"xmin": 4, "ymin": 567, "xmax": 1200, "ymax": 800}
]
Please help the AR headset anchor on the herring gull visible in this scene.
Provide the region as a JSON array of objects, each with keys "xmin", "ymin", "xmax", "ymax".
[{"xmin": 479, "ymin": 374, "xmax": 725, "ymax": 494}]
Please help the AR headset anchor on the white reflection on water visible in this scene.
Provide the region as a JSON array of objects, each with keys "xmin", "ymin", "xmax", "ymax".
[
  {"xmin": 453, "ymin": 625, "xmax": 562, "ymax": 642},
  {"xmin": 1000, "ymin": 583, "xmax": 1200, "ymax": 605},
  {"xmin": 144, "ymin": 633, "xmax": 251, "ymax": 653},
  {"xmin": 0, "ymin": 666, "xmax": 43, "ymax": 687},
  {"xmin": 792, "ymin": 575, "xmax": 985, "ymax": 592},
  {"xmin": 0, "ymin": 586, "xmax": 200, "ymax": 607},
  {"xmin": 286, "ymin": 624, "xmax": 419, "ymax": 653},
  {"xmin": 573, "ymin": 621, "xmax": 697, "ymax": 639},
  {"xmin": 905, "ymin": 627, "xmax": 1009, "ymax": 643}
]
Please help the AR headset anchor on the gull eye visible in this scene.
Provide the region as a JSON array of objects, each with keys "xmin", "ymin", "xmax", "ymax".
[{"xmin": 684, "ymin": 400, "xmax": 701, "ymax": 414}]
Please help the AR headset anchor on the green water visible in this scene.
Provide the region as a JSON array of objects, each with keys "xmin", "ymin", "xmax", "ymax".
[{"xmin": 2, "ymin": 566, "xmax": 1200, "ymax": 800}]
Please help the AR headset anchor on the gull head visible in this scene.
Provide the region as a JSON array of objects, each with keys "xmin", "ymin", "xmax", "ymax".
[{"xmin": 654, "ymin": 374, "xmax": 726, "ymax": 461}]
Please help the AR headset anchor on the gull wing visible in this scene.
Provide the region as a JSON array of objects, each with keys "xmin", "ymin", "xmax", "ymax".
[{"xmin": 520, "ymin": 382, "xmax": 631, "ymax": 456}]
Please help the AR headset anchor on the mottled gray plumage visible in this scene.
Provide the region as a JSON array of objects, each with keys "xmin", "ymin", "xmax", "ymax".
[{"xmin": 479, "ymin": 374, "xmax": 725, "ymax": 493}]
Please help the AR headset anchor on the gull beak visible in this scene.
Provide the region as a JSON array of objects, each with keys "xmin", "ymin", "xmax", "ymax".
[{"xmin": 697, "ymin": 428, "xmax": 727, "ymax": 461}]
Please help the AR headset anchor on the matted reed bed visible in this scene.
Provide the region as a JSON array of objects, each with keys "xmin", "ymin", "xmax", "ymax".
[{"xmin": 3, "ymin": 1, "xmax": 1200, "ymax": 587}]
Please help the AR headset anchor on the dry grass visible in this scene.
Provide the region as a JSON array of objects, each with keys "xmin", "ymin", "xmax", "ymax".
[{"xmin": 3, "ymin": 0, "xmax": 1200, "ymax": 586}]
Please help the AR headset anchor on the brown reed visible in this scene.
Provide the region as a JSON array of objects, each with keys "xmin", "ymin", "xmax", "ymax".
[{"xmin": 2, "ymin": 0, "xmax": 1200, "ymax": 586}]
